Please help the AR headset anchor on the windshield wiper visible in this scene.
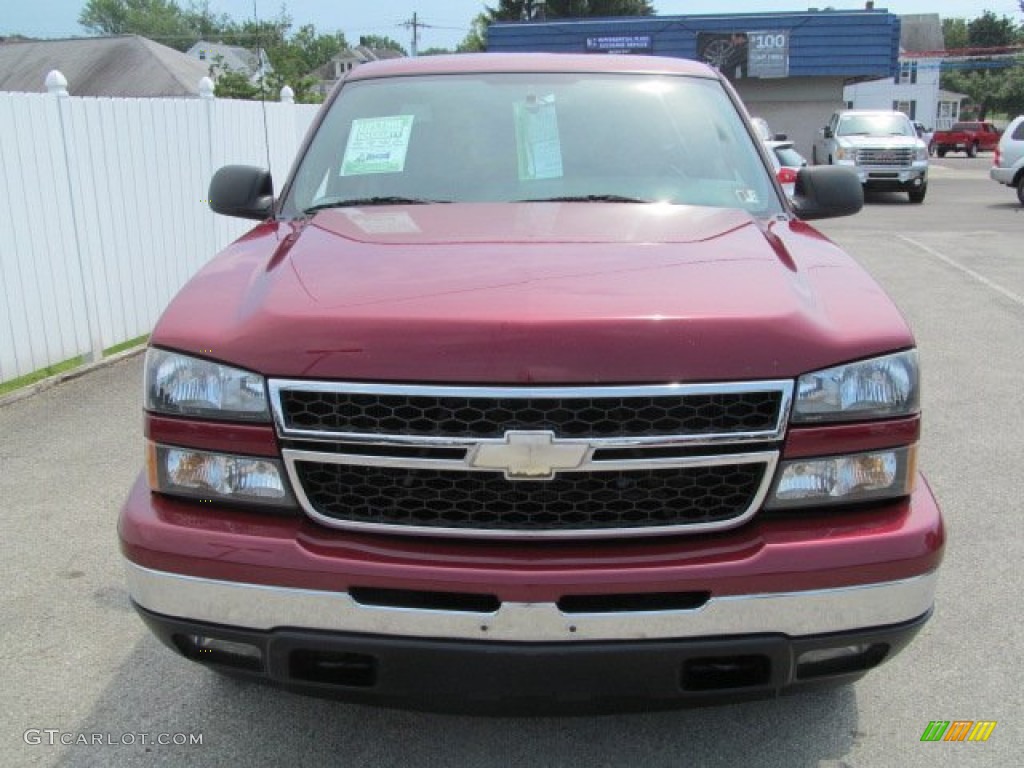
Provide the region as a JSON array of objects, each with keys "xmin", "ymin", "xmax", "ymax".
[
  {"xmin": 303, "ymin": 196, "xmax": 449, "ymax": 215},
  {"xmin": 517, "ymin": 194, "xmax": 652, "ymax": 203}
]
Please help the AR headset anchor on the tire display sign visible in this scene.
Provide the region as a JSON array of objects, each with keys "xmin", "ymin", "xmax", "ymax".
[{"xmin": 698, "ymin": 31, "xmax": 789, "ymax": 79}]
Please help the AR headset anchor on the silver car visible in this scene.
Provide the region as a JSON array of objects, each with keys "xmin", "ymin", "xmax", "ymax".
[{"xmin": 990, "ymin": 115, "xmax": 1024, "ymax": 206}]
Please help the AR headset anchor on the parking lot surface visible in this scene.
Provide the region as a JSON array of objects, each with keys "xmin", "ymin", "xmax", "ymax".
[{"xmin": 1, "ymin": 156, "xmax": 1020, "ymax": 767}]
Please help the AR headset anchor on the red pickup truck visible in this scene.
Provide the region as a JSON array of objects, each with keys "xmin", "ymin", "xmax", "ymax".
[
  {"xmin": 120, "ymin": 53, "xmax": 944, "ymax": 713},
  {"xmin": 932, "ymin": 121, "xmax": 1001, "ymax": 157}
]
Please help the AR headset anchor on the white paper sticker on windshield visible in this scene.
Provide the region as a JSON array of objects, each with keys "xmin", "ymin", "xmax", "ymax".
[
  {"xmin": 341, "ymin": 115, "xmax": 415, "ymax": 176},
  {"xmin": 735, "ymin": 188, "xmax": 760, "ymax": 205},
  {"xmin": 514, "ymin": 95, "xmax": 564, "ymax": 181}
]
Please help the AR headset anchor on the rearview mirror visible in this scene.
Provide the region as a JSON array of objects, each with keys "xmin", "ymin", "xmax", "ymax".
[
  {"xmin": 791, "ymin": 166, "xmax": 863, "ymax": 221},
  {"xmin": 208, "ymin": 165, "xmax": 274, "ymax": 220}
]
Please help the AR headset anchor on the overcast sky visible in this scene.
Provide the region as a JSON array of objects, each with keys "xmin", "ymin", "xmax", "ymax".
[{"xmin": 3, "ymin": 1, "xmax": 1022, "ymax": 51}]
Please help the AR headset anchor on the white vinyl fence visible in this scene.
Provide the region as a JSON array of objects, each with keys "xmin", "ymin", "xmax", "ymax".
[{"xmin": 0, "ymin": 73, "xmax": 319, "ymax": 386}]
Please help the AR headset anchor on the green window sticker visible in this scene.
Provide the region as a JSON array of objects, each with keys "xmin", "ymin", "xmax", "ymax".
[
  {"xmin": 514, "ymin": 95, "xmax": 564, "ymax": 181},
  {"xmin": 341, "ymin": 115, "xmax": 415, "ymax": 176}
]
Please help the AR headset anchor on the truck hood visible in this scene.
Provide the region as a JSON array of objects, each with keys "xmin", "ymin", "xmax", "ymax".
[
  {"xmin": 837, "ymin": 135, "xmax": 921, "ymax": 149},
  {"xmin": 152, "ymin": 203, "xmax": 913, "ymax": 383}
]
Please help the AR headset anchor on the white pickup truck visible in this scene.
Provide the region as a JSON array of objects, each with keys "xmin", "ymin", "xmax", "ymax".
[{"xmin": 813, "ymin": 110, "xmax": 930, "ymax": 203}]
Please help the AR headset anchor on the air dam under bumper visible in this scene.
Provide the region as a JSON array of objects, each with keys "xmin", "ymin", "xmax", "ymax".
[
  {"xmin": 855, "ymin": 166, "xmax": 928, "ymax": 191},
  {"xmin": 135, "ymin": 599, "xmax": 931, "ymax": 714},
  {"xmin": 127, "ymin": 563, "xmax": 937, "ymax": 713}
]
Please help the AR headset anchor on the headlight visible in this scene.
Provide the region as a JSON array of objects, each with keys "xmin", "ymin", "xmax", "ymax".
[
  {"xmin": 834, "ymin": 146, "xmax": 855, "ymax": 163},
  {"xmin": 765, "ymin": 446, "xmax": 916, "ymax": 510},
  {"xmin": 146, "ymin": 349, "xmax": 269, "ymax": 421},
  {"xmin": 148, "ymin": 443, "xmax": 295, "ymax": 508},
  {"xmin": 915, "ymin": 144, "xmax": 929, "ymax": 161},
  {"xmin": 791, "ymin": 350, "xmax": 919, "ymax": 423}
]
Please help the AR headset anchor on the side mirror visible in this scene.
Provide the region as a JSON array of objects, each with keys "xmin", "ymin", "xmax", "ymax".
[
  {"xmin": 209, "ymin": 165, "xmax": 274, "ymax": 220},
  {"xmin": 791, "ymin": 166, "xmax": 863, "ymax": 221},
  {"xmin": 823, "ymin": 126, "xmax": 834, "ymax": 139}
]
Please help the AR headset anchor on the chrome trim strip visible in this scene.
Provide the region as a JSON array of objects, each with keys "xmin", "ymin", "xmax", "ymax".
[
  {"xmin": 280, "ymin": 451, "xmax": 778, "ymax": 539},
  {"xmin": 268, "ymin": 379, "xmax": 795, "ymax": 446},
  {"xmin": 125, "ymin": 562, "xmax": 938, "ymax": 643}
]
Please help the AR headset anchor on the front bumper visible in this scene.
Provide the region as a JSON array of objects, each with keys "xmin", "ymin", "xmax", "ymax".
[
  {"xmin": 852, "ymin": 165, "xmax": 928, "ymax": 190},
  {"xmin": 126, "ymin": 561, "xmax": 937, "ymax": 643},
  {"xmin": 136, "ymin": 603, "xmax": 932, "ymax": 714},
  {"xmin": 120, "ymin": 472, "xmax": 943, "ymax": 709}
]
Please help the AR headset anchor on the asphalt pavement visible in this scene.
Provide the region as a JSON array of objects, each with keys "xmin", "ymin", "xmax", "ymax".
[{"xmin": 1, "ymin": 155, "xmax": 1020, "ymax": 767}]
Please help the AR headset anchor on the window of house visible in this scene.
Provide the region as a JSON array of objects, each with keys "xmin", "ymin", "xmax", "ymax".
[
  {"xmin": 893, "ymin": 100, "xmax": 916, "ymax": 120},
  {"xmin": 896, "ymin": 60, "xmax": 917, "ymax": 85}
]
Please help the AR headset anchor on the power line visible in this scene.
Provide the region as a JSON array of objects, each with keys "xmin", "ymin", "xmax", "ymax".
[{"xmin": 398, "ymin": 12, "xmax": 435, "ymax": 57}]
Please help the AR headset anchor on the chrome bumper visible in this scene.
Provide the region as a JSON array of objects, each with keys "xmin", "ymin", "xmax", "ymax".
[{"xmin": 126, "ymin": 561, "xmax": 938, "ymax": 643}]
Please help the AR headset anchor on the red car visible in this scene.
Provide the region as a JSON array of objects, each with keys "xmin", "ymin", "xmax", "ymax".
[
  {"xmin": 932, "ymin": 120, "xmax": 1001, "ymax": 157},
  {"xmin": 120, "ymin": 53, "xmax": 943, "ymax": 713}
]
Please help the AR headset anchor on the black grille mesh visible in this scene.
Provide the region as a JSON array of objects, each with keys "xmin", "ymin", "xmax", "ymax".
[
  {"xmin": 295, "ymin": 462, "xmax": 766, "ymax": 532},
  {"xmin": 280, "ymin": 391, "xmax": 781, "ymax": 438}
]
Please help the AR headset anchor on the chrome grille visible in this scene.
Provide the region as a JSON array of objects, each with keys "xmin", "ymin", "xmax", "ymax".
[
  {"xmin": 278, "ymin": 389, "xmax": 782, "ymax": 439},
  {"xmin": 294, "ymin": 463, "xmax": 768, "ymax": 532},
  {"xmin": 856, "ymin": 148, "xmax": 915, "ymax": 166},
  {"xmin": 271, "ymin": 381, "xmax": 792, "ymax": 539}
]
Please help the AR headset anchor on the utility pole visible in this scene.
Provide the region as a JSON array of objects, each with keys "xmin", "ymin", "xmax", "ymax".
[{"xmin": 401, "ymin": 12, "xmax": 431, "ymax": 57}]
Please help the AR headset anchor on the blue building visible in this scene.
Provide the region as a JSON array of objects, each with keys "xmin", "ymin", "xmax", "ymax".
[{"xmin": 488, "ymin": 8, "xmax": 901, "ymax": 155}]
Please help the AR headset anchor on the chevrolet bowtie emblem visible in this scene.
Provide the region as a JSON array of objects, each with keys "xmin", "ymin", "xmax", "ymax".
[{"xmin": 470, "ymin": 431, "xmax": 589, "ymax": 480}]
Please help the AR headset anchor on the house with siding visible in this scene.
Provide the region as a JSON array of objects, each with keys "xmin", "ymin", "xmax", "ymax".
[
  {"xmin": 487, "ymin": 8, "xmax": 902, "ymax": 157},
  {"xmin": 308, "ymin": 46, "xmax": 405, "ymax": 98},
  {"xmin": 186, "ymin": 41, "xmax": 273, "ymax": 82},
  {"xmin": 843, "ymin": 15, "xmax": 964, "ymax": 131}
]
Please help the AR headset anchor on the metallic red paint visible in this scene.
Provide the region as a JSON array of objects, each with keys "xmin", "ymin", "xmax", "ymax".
[
  {"xmin": 150, "ymin": 208, "xmax": 912, "ymax": 384},
  {"xmin": 120, "ymin": 474, "xmax": 943, "ymax": 602}
]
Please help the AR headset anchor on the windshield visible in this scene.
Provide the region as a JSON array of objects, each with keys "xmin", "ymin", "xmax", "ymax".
[
  {"xmin": 281, "ymin": 72, "xmax": 781, "ymax": 218},
  {"xmin": 837, "ymin": 113, "xmax": 915, "ymax": 137}
]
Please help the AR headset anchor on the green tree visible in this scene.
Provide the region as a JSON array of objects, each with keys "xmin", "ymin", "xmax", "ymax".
[
  {"xmin": 359, "ymin": 34, "xmax": 407, "ymax": 55},
  {"xmin": 182, "ymin": 0, "xmax": 236, "ymax": 40},
  {"xmin": 419, "ymin": 47, "xmax": 453, "ymax": 56},
  {"xmin": 940, "ymin": 63, "xmax": 1024, "ymax": 120},
  {"xmin": 79, "ymin": 0, "xmax": 195, "ymax": 50},
  {"xmin": 457, "ymin": 13, "xmax": 489, "ymax": 52},
  {"xmin": 290, "ymin": 24, "xmax": 347, "ymax": 71},
  {"xmin": 967, "ymin": 11, "xmax": 1019, "ymax": 48},
  {"xmin": 228, "ymin": 13, "xmax": 337, "ymax": 102},
  {"xmin": 942, "ymin": 18, "xmax": 968, "ymax": 50},
  {"xmin": 211, "ymin": 70, "xmax": 260, "ymax": 100},
  {"xmin": 999, "ymin": 60, "xmax": 1024, "ymax": 114}
]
